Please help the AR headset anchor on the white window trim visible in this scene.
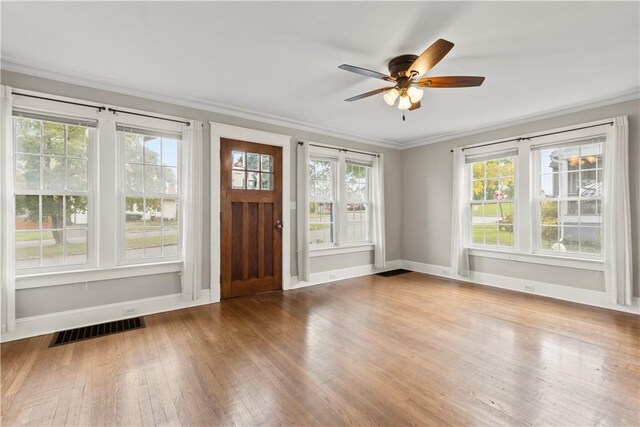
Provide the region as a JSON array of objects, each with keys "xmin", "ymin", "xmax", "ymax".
[
  {"xmin": 309, "ymin": 243, "xmax": 374, "ymax": 258},
  {"xmin": 461, "ymin": 118, "xmax": 613, "ymax": 271},
  {"xmin": 10, "ymin": 88, "xmax": 190, "ymax": 287},
  {"xmin": 307, "ymin": 145, "xmax": 374, "ymax": 254},
  {"xmin": 14, "ymin": 261, "xmax": 183, "ymax": 289}
]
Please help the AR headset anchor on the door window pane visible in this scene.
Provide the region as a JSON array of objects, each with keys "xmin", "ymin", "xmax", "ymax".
[
  {"xmin": 261, "ymin": 173, "xmax": 272, "ymax": 190},
  {"xmin": 261, "ymin": 154, "xmax": 272, "ymax": 172},
  {"xmin": 232, "ymin": 151, "xmax": 245, "ymax": 169},
  {"xmin": 232, "ymin": 171, "xmax": 246, "ymax": 189},
  {"xmin": 246, "ymin": 153, "xmax": 259, "ymax": 171},
  {"xmin": 247, "ymin": 172, "xmax": 259, "ymax": 190}
]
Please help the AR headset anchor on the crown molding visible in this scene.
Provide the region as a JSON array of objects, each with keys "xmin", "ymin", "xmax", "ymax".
[
  {"xmin": 3, "ymin": 57, "xmax": 638, "ymax": 152},
  {"xmin": 399, "ymin": 87, "xmax": 640, "ymax": 150},
  {"xmin": 0, "ymin": 57, "xmax": 400, "ymax": 150}
]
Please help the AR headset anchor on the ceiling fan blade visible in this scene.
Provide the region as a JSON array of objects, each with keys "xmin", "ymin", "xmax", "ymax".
[
  {"xmin": 339, "ymin": 64, "xmax": 395, "ymax": 82},
  {"xmin": 345, "ymin": 87, "xmax": 394, "ymax": 102},
  {"xmin": 406, "ymin": 39, "xmax": 454, "ymax": 77},
  {"xmin": 416, "ymin": 76, "xmax": 485, "ymax": 88},
  {"xmin": 408, "ymin": 101, "xmax": 421, "ymax": 111}
]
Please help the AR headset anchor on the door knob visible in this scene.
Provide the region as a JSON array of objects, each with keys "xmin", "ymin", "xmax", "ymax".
[{"xmin": 275, "ymin": 220, "xmax": 283, "ymax": 230}]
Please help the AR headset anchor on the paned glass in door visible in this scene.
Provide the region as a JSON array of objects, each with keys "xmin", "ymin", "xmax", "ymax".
[{"xmin": 231, "ymin": 151, "xmax": 273, "ymax": 190}]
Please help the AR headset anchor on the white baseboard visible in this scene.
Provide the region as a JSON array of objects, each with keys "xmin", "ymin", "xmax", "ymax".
[
  {"xmin": 1, "ymin": 289, "xmax": 212, "ymax": 343},
  {"xmin": 4, "ymin": 258, "xmax": 635, "ymax": 343},
  {"xmin": 401, "ymin": 260, "xmax": 640, "ymax": 315},
  {"xmin": 290, "ymin": 259, "xmax": 402, "ymax": 290}
]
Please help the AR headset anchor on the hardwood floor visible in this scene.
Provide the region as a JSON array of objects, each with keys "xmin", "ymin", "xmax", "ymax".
[{"xmin": 2, "ymin": 272, "xmax": 639, "ymax": 426}]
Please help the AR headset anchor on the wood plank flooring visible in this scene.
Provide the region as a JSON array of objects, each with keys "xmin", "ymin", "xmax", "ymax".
[{"xmin": 2, "ymin": 272, "xmax": 639, "ymax": 426}]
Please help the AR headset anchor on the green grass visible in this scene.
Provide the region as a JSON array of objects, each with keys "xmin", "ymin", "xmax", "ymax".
[
  {"xmin": 310, "ymin": 223, "xmax": 331, "ymax": 231},
  {"xmin": 16, "ymin": 220, "xmax": 178, "ymax": 242},
  {"xmin": 472, "ymin": 224, "xmax": 513, "ymax": 247},
  {"xmin": 472, "ymin": 202, "xmax": 513, "ymax": 218},
  {"xmin": 16, "ymin": 241, "xmax": 87, "ymax": 260},
  {"xmin": 126, "ymin": 233, "xmax": 177, "ymax": 249},
  {"xmin": 16, "ymin": 234, "xmax": 177, "ymax": 259}
]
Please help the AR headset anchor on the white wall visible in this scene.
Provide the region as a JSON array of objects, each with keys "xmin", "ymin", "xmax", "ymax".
[
  {"xmin": 401, "ymin": 98, "xmax": 640, "ymax": 297},
  {"xmin": 1, "ymin": 70, "xmax": 402, "ymax": 320}
]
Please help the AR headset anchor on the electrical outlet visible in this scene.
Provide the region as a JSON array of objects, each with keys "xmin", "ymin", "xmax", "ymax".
[
  {"xmin": 329, "ymin": 273, "xmax": 337, "ymax": 280},
  {"xmin": 442, "ymin": 270, "xmax": 450, "ymax": 276},
  {"xmin": 123, "ymin": 307, "xmax": 137, "ymax": 316},
  {"xmin": 524, "ymin": 285, "xmax": 534, "ymax": 292}
]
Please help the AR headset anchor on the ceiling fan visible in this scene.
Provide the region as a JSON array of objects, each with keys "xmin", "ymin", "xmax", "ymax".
[{"xmin": 339, "ymin": 38, "xmax": 485, "ymax": 119}]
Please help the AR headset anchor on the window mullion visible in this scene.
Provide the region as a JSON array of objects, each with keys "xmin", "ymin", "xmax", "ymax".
[
  {"xmin": 518, "ymin": 143, "xmax": 532, "ymax": 253},
  {"xmin": 337, "ymin": 154, "xmax": 347, "ymax": 246},
  {"xmin": 98, "ymin": 118, "xmax": 117, "ymax": 268}
]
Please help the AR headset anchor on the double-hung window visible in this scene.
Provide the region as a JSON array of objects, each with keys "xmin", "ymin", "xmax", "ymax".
[
  {"xmin": 461, "ymin": 120, "xmax": 611, "ymax": 265},
  {"xmin": 13, "ymin": 112, "xmax": 94, "ymax": 271},
  {"xmin": 308, "ymin": 157, "xmax": 336, "ymax": 246},
  {"xmin": 119, "ymin": 126, "xmax": 181, "ymax": 261},
  {"xmin": 533, "ymin": 137, "xmax": 604, "ymax": 255},
  {"xmin": 307, "ymin": 147, "xmax": 373, "ymax": 250},
  {"xmin": 469, "ymin": 155, "xmax": 516, "ymax": 248},
  {"xmin": 8, "ymin": 89, "xmax": 190, "ymax": 287},
  {"xmin": 345, "ymin": 161, "xmax": 371, "ymax": 243}
]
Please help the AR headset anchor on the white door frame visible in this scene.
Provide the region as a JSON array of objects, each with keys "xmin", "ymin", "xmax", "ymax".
[{"xmin": 210, "ymin": 122, "xmax": 292, "ymax": 302}]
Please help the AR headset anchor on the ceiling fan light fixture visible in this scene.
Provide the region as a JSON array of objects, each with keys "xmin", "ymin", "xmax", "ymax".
[
  {"xmin": 397, "ymin": 94, "xmax": 411, "ymax": 110},
  {"xmin": 383, "ymin": 88, "xmax": 399, "ymax": 105},
  {"xmin": 407, "ymin": 86, "xmax": 424, "ymax": 103}
]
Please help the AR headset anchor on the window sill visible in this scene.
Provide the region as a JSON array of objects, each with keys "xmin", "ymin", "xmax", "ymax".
[
  {"xmin": 467, "ymin": 248, "xmax": 604, "ymax": 271},
  {"xmin": 15, "ymin": 261, "xmax": 183, "ymax": 290},
  {"xmin": 310, "ymin": 243, "xmax": 374, "ymax": 258}
]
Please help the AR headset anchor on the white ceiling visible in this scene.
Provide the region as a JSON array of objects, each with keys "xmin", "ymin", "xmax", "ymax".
[{"xmin": 2, "ymin": 2, "xmax": 639, "ymax": 147}]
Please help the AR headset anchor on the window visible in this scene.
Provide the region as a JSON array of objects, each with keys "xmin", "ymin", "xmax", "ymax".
[
  {"xmin": 308, "ymin": 158, "xmax": 336, "ymax": 246},
  {"xmin": 469, "ymin": 156, "xmax": 515, "ymax": 248},
  {"xmin": 534, "ymin": 137, "xmax": 604, "ymax": 255},
  {"xmin": 119, "ymin": 126, "xmax": 181, "ymax": 260},
  {"xmin": 458, "ymin": 120, "xmax": 611, "ymax": 264},
  {"xmin": 230, "ymin": 151, "xmax": 273, "ymax": 190},
  {"xmin": 345, "ymin": 162, "xmax": 370, "ymax": 243},
  {"xmin": 13, "ymin": 112, "xmax": 94, "ymax": 271},
  {"xmin": 307, "ymin": 149, "xmax": 373, "ymax": 249}
]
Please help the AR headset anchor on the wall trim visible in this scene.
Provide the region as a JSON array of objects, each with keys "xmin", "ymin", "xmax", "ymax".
[
  {"xmin": 291, "ymin": 259, "xmax": 401, "ymax": 290},
  {"xmin": 399, "ymin": 88, "xmax": 640, "ymax": 149},
  {"xmin": 4, "ymin": 60, "xmax": 638, "ymax": 152},
  {"xmin": 400, "ymin": 260, "xmax": 639, "ymax": 315},
  {"xmin": 0, "ymin": 289, "xmax": 212, "ymax": 343},
  {"xmin": 1, "ymin": 59, "xmax": 398, "ymax": 149},
  {"xmin": 15, "ymin": 261, "xmax": 183, "ymax": 290},
  {"xmin": 5, "ymin": 258, "xmax": 636, "ymax": 342}
]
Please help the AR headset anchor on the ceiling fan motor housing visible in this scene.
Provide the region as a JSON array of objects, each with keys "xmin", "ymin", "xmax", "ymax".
[{"xmin": 388, "ymin": 54, "xmax": 419, "ymax": 80}]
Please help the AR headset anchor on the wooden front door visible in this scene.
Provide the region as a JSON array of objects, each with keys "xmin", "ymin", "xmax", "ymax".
[{"xmin": 220, "ymin": 139, "xmax": 282, "ymax": 299}]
